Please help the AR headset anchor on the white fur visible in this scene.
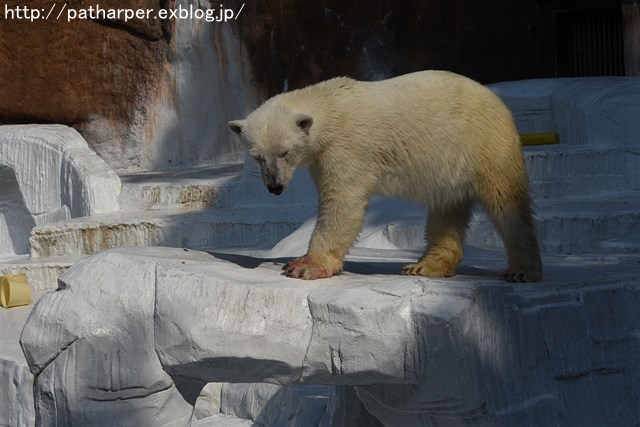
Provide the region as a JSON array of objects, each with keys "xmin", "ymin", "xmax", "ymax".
[{"xmin": 229, "ymin": 71, "xmax": 542, "ymax": 282}]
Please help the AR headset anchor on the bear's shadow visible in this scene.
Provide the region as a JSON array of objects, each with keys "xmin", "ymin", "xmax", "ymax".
[{"xmin": 209, "ymin": 251, "xmax": 497, "ymax": 278}]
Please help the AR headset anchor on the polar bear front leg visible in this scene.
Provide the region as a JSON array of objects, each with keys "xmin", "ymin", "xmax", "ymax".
[{"xmin": 283, "ymin": 191, "xmax": 369, "ymax": 280}]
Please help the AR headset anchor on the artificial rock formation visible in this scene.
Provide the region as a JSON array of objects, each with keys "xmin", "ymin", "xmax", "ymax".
[
  {"xmin": 0, "ymin": 125, "xmax": 121, "ymax": 255},
  {"xmin": 20, "ymin": 247, "xmax": 640, "ymax": 426}
]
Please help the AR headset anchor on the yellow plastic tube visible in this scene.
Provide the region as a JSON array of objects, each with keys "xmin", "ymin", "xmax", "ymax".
[
  {"xmin": 1, "ymin": 274, "xmax": 32, "ymax": 308},
  {"xmin": 520, "ymin": 133, "xmax": 559, "ymax": 146}
]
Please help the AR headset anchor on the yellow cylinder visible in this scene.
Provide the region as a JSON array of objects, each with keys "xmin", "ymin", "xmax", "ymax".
[
  {"xmin": 520, "ymin": 132, "xmax": 559, "ymax": 146},
  {"xmin": 1, "ymin": 274, "xmax": 32, "ymax": 309}
]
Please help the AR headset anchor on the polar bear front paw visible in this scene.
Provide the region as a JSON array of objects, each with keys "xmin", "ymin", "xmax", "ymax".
[{"xmin": 282, "ymin": 255, "xmax": 338, "ymax": 280}]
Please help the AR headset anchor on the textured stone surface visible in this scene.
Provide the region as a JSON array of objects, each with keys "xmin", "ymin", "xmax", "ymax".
[
  {"xmin": 119, "ymin": 164, "xmax": 243, "ymax": 212},
  {"xmin": 0, "ymin": 298, "xmax": 36, "ymax": 427},
  {"xmin": 0, "ymin": 0, "xmax": 250, "ymax": 172},
  {"xmin": 142, "ymin": 8, "xmax": 253, "ymax": 171},
  {"xmin": 489, "ymin": 77, "xmax": 640, "ymax": 147},
  {"xmin": 27, "ymin": 204, "xmax": 315, "ymax": 258},
  {"xmin": 19, "ymin": 246, "xmax": 640, "ymax": 426},
  {"xmin": 194, "ymin": 383, "xmax": 383, "ymax": 427},
  {"xmin": 0, "ymin": 125, "xmax": 121, "ymax": 256},
  {"xmin": 21, "ymin": 249, "xmax": 195, "ymax": 427},
  {"xmin": 0, "ymin": 255, "xmax": 77, "ymax": 292}
]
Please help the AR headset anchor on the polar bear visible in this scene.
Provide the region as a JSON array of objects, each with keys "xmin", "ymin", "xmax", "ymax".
[{"xmin": 229, "ymin": 71, "xmax": 542, "ymax": 282}]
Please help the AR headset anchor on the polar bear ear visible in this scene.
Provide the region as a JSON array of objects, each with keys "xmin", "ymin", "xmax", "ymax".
[
  {"xmin": 228, "ymin": 120, "xmax": 246, "ymax": 135},
  {"xmin": 295, "ymin": 114, "xmax": 314, "ymax": 134}
]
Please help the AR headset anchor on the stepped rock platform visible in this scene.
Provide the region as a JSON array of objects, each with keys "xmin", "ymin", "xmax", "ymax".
[
  {"xmin": 16, "ymin": 246, "xmax": 640, "ymax": 426},
  {"xmin": 0, "ymin": 125, "xmax": 120, "ymax": 256}
]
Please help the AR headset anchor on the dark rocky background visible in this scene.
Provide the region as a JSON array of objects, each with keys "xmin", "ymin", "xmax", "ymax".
[{"xmin": 229, "ymin": 0, "xmax": 542, "ymax": 98}]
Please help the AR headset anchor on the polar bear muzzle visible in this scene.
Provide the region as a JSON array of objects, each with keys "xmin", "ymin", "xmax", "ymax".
[
  {"xmin": 260, "ymin": 156, "xmax": 291, "ymax": 195},
  {"xmin": 267, "ymin": 183, "xmax": 284, "ymax": 195}
]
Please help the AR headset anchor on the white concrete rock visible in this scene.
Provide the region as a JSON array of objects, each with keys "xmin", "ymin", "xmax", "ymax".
[
  {"xmin": 0, "ymin": 125, "xmax": 121, "ymax": 255},
  {"xmin": 199, "ymin": 383, "xmax": 383, "ymax": 427},
  {"xmin": 27, "ymin": 204, "xmax": 316, "ymax": 259},
  {"xmin": 140, "ymin": 0, "xmax": 255, "ymax": 172},
  {"xmin": 489, "ymin": 77, "xmax": 640, "ymax": 148},
  {"xmin": 0, "ymin": 298, "xmax": 37, "ymax": 427},
  {"xmin": 119, "ymin": 164, "xmax": 243, "ymax": 212},
  {"xmin": 0, "ymin": 254, "xmax": 77, "ymax": 292},
  {"xmin": 19, "ymin": 247, "xmax": 640, "ymax": 426},
  {"xmin": 21, "ymin": 248, "xmax": 196, "ymax": 427}
]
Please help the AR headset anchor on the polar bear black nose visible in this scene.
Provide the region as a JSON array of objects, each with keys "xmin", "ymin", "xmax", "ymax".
[{"xmin": 268, "ymin": 184, "xmax": 284, "ymax": 195}]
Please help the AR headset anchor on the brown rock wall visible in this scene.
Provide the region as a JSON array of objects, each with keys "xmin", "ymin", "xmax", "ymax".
[{"xmin": 0, "ymin": 0, "xmax": 170, "ymax": 169}]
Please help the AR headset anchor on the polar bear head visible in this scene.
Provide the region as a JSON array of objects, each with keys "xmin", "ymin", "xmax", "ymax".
[{"xmin": 229, "ymin": 103, "xmax": 314, "ymax": 195}]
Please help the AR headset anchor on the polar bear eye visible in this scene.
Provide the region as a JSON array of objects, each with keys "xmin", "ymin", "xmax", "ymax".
[{"xmin": 279, "ymin": 150, "xmax": 289, "ymax": 158}]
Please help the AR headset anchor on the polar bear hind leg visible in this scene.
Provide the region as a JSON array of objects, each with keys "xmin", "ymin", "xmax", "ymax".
[
  {"xmin": 401, "ymin": 166, "xmax": 543, "ymax": 282},
  {"xmin": 401, "ymin": 198, "xmax": 473, "ymax": 278},
  {"xmin": 478, "ymin": 167, "xmax": 543, "ymax": 283}
]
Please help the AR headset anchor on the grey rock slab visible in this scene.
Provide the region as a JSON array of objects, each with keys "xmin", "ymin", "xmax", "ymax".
[
  {"xmin": 20, "ymin": 248, "xmax": 197, "ymax": 427},
  {"xmin": 217, "ymin": 383, "xmax": 329, "ymax": 426},
  {"xmin": 28, "ymin": 204, "xmax": 316, "ymax": 258},
  {"xmin": 0, "ymin": 124, "xmax": 120, "ymax": 219},
  {"xmin": 0, "ymin": 124, "xmax": 121, "ymax": 256},
  {"xmin": 354, "ymin": 263, "xmax": 640, "ymax": 426},
  {"xmin": 119, "ymin": 163, "xmax": 243, "ymax": 212},
  {"xmin": 153, "ymin": 250, "xmax": 427, "ymax": 387},
  {"xmin": 0, "ymin": 298, "xmax": 38, "ymax": 427},
  {"xmin": 17, "ymin": 247, "xmax": 437, "ymax": 425},
  {"xmin": 191, "ymin": 414, "xmax": 254, "ymax": 427},
  {"xmin": 19, "ymin": 246, "xmax": 640, "ymax": 426},
  {"xmin": 0, "ymin": 255, "xmax": 80, "ymax": 292},
  {"xmin": 489, "ymin": 77, "xmax": 640, "ymax": 148}
]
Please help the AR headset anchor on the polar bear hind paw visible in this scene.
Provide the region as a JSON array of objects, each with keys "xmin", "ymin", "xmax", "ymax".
[
  {"xmin": 501, "ymin": 267, "xmax": 543, "ymax": 283},
  {"xmin": 400, "ymin": 261, "xmax": 456, "ymax": 278}
]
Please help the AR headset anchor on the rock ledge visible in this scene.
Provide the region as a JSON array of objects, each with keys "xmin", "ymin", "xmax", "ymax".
[{"xmin": 20, "ymin": 247, "xmax": 640, "ymax": 426}]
